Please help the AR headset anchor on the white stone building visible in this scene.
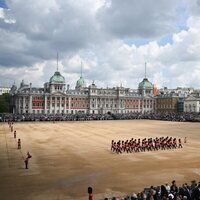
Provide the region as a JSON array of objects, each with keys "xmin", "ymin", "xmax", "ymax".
[
  {"xmin": 10, "ymin": 70, "xmax": 155, "ymax": 114},
  {"xmin": 0, "ymin": 86, "xmax": 11, "ymax": 95},
  {"xmin": 184, "ymin": 96, "xmax": 200, "ymax": 113}
]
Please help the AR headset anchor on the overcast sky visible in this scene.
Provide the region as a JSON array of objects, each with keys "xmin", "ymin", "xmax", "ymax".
[{"xmin": 0, "ymin": 0, "xmax": 200, "ymax": 89}]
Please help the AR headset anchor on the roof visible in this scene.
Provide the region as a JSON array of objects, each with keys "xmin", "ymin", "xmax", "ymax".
[
  {"xmin": 50, "ymin": 71, "xmax": 65, "ymax": 83},
  {"xmin": 138, "ymin": 78, "xmax": 153, "ymax": 88},
  {"xmin": 76, "ymin": 76, "xmax": 86, "ymax": 88},
  {"xmin": 185, "ymin": 96, "xmax": 200, "ymax": 101}
]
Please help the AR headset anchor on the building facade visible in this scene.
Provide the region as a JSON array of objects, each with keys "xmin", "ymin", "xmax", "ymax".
[
  {"xmin": 0, "ymin": 86, "xmax": 11, "ymax": 95},
  {"xmin": 156, "ymin": 94, "xmax": 181, "ymax": 113},
  {"xmin": 184, "ymin": 96, "xmax": 200, "ymax": 113},
  {"xmin": 10, "ymin": 71, "xmax": 156, "ymax": 114}
]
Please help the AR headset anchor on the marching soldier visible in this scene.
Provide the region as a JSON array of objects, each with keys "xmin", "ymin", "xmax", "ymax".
[{"xmin": 178, "ymin": 138, "xmax": 183, "ymax": 148}]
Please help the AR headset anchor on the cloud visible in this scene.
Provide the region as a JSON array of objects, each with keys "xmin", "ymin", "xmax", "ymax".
[
  {"xmin": 0, "ymin": 8, "xmax": 4, "ymax": 18},
  {"xmin": 97, "ymin": 0, "xmax": 182, "ymax": 39},
  {"xmin": 0, "ymin": 0, "xmax": 103, "ymax": 67},
  {"xmin": 187, "ymin": 0, "xmax": 200, "ymax": 16},
  {"xmin": 0, "ymin": 7, "xmax": 16, "ymax": 24},
  {"xmin": 0, "ymin": 0, "xmax": 200, "ymax": 90}
]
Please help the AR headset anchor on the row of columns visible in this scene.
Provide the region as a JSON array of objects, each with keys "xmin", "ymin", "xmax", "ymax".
[
  {"xmin": 17, "ymin": 95, "xmax": 155, "ymax": 114},
  {"xmin": 89, "ymin": 97, "xmax": 126, "ymax": 114}
]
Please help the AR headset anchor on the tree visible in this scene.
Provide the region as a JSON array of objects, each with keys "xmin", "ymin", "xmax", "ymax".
[{"xmin": 0, "ymin": 93, "xmax": 11, "ymax": 113}]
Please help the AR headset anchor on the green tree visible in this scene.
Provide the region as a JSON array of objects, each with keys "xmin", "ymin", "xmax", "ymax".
[{"xmin": 0, "ymin": 93, "xmax": 11, "ymax": 113}]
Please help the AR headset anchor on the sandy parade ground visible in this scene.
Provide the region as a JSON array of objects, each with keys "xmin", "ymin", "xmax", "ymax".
[{"xmin": 0, "ymin": 120, "xmax": 200, "ymax": 200}]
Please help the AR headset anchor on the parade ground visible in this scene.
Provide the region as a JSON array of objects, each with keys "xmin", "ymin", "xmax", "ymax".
[{"xmin": 0, "ymin": 120, "xmax": 200, "ymax": 200}]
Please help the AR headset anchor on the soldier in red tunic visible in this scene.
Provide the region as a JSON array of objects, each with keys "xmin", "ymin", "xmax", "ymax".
[
  {"xmin": 18, "ymin": 139, "xmax": 21, "ymax": 149},
  {"xmin": 88, "ymin": 187, "xmax": 93, "ymax": 200}
]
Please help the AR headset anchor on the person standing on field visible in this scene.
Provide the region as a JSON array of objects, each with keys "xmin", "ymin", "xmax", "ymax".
[
  {"xmin": 14, "ymin": 130, "xmax": 16, "ymax": 139},
  {"xmin": 18, "ymin": 139, "xmax": 21, "ymax": 149},
  {"xmin": 24, "ymin": 158, "xmax": 28, "ymax": 169}
]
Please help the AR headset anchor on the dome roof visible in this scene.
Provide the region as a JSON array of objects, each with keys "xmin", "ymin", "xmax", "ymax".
[
  {"xmin": 50, "ymin": 71, "xmax": 65, "ymax": 83},
  {"xmin": 76, "ymin": 76, "xmax": 86, "ymax": 88},
  {"xmin": 139, "ymin": 78, "xmax": 153, "ymax": 88}
]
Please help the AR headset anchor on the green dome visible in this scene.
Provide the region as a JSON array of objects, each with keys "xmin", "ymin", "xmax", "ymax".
[
  {"xmin": 139, "ymin": 78, "xmax": 153, "ymax": 88},
  {"xmin": 76, "ymin": 76, "xmax": 86, "ymax": 88},
  {"xmin": 50, "ymin": 71, "xmax": 65, "ymax": 83}
]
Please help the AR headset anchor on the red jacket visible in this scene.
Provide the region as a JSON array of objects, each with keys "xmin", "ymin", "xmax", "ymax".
[{"xmin": 89, "ymin": 193, "xmax": 93, "ymax": 200}]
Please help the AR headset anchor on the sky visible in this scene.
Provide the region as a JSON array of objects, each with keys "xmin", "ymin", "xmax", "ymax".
[{"xmin": 0, "ymin": 0, "xmax": 200, "ymax": 89}]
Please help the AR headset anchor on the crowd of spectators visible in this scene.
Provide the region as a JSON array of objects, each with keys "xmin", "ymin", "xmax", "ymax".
[
  {"xmin": 102, "ymin": 180, "xmax": 200, "ymax": 200},
  {"xmin": 0, "ymin": 112, "xmax": 200, "ymax": 122}
]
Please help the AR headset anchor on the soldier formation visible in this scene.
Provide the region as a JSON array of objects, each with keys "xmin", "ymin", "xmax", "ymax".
[{"xmin": 111, "ymin": 137, "xmax": 183, "ymax": 154}]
